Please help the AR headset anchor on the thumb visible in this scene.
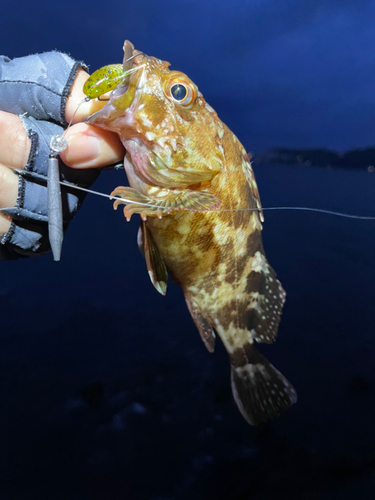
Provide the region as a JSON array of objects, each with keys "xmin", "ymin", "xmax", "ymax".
[{"xmin": 59, "ymin": 122, "xmax": 125, "ymax": 169}]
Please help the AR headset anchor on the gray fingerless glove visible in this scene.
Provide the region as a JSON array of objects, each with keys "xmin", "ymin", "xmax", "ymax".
[
  {"xmin": 0, "ymin": 52, "xmax": 99, "ymax": 259},
  {"xmin": 0, "ymin": 52, "xmax": 83, "ymax": 125}
]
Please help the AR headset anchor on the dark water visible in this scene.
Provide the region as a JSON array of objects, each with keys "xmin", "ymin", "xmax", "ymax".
[{"xmin": 1, "ymin": 164, "xmax": 375, "ymax": 499}]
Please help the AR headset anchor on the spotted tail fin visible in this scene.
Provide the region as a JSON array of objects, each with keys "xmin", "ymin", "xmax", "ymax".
[{"xmin": 230, "ymin": 345, "xmax": 297, "ymax": 425}]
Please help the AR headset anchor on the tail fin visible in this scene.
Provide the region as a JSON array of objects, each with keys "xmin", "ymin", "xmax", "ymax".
[{"xmin": 230, "ymin": 345, "xmax": 297, "ymax": 425}]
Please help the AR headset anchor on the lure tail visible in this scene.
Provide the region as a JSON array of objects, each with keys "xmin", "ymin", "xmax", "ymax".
[{"xmin": 230, "ymin": 344, "xmax": 297, "ymax": 425}]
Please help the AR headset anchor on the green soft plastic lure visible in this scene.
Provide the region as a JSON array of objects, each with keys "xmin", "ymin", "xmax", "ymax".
[{"xmin": 83, "ymin": 64, "xmax": 125, "ymax": 99}]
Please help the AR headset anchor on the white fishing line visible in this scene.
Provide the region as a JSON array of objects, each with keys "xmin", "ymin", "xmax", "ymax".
[{"xmin": 9, "ymin": 167, "xmax": 375, "ymax": 220}]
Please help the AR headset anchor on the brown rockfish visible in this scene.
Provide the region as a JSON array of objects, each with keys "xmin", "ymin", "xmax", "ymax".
[{"xmin": 86, "ymin": 41, "xmax": 297, "ymax": 425}]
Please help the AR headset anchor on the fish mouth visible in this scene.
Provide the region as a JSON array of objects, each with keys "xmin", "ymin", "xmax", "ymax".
[
  {"xmin": 84, "ymin": 44, "xmax": 145, "ymax": 125},
  {"xmin": 112, "ymin": 42, "xmax": 146, "ymax": 103}
]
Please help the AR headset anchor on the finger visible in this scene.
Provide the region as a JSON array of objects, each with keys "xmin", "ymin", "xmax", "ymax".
[
  {"xmin": 0, "ymin": 163, "xmax": 18, "ymax": 208},
  {"xmin": 0, "ymin": 215, "xmax": 11, "ymax": 236},
  {"xmin": 0, "ymin": 111, "xmax": 31, "ymax": 169},
  {"xmin": 0, "ymin": 162, "xmax": 18, "ymax": 236},
  {"xmin": 60, "ymin": 122, "xmax": 125, "ymax": 169},
  {"xmin": 65, "ymin": 69, "xmax": 108, "ymax": 124}
]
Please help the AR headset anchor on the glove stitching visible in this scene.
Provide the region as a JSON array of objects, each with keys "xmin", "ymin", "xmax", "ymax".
[
  {"xmin": 0, "ymin": 220, "xmax": 15, "ymax": 245},
  {"xmin": 0, "ymin": 132, "xmax": 33, "ymax": 245},
  {"xmin": 0, "ymin": 127, "xmax": 42, "ymax": 245},
  {"xmin": 60, "ymin": 61, "xmax": 89, "ymax": 126},
  {"xmin": 24, "ymin": 129, "xmax": 39, "ymax": 174}
]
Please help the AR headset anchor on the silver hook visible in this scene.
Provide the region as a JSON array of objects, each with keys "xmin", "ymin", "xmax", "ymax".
[{"xmin": 124, "ymin": 52, "xmax": 145, "ymax": 64}]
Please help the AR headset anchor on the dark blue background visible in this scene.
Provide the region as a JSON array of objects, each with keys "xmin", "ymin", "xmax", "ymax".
[{"xmin": 1, "ymin": 1, "xmax": 375, "ymax": 499}]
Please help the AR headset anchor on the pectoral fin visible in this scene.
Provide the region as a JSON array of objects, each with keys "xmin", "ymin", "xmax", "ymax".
[
  {"xmin": 137, "ymin": 223, "xmax": 145, "ymax": 257},
  {"xmin": 111, "ymin": 186, "xmax": 221, "ymax": 221},
  {"xmin": 139, "ymin": 221, "xmax": 168, "ymax": 296},
  {"xmin": 147, "ymin": 153, "xmax": 220, "ymax": 188}
]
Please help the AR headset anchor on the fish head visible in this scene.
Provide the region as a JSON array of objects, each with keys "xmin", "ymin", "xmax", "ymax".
[{"xmin": 86, "ymin": 41, "xmax": 225, "ymax": 188}]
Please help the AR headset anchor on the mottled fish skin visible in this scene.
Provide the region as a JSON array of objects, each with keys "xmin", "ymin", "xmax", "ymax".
[{"xmin": 87, "ymin": 41, "xmax": 297, "ymax": 425}]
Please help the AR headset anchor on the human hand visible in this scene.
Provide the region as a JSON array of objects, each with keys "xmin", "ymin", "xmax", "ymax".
[{"xmin": 0, "ymin": 53, "xmax": 125, "ymax": 259}]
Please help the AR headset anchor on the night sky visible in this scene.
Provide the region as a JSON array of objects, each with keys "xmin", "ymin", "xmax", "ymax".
[
  {"xmin": 3, "ymin": 0, "xmax": 375, "ymax": 152},
  {"xmin": 1, "ymin": 1, "xmax": 375, "ymax": 499}
]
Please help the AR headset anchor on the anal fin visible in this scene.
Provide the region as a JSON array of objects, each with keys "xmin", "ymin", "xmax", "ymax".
[{"xmin": 139, "ymin": 221, "xmax": 168, "ymax": 296}]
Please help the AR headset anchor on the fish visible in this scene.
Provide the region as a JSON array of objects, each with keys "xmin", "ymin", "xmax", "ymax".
[{"xmin": 85, "ymin": 40, "xmax": 297, "ymax": 425}]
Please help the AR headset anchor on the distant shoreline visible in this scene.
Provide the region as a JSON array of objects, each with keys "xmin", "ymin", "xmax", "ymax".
[{"xmin": 253, "ymin": 147, "xmax": 375, "ymax": 172}]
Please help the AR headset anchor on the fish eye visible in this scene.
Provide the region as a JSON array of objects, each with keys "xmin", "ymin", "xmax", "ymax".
[
  {"xmin": 165, "ymin": 76, "xmax": 196, "ymax": 107},
  {"xmin": 170, "ymin": 84, "xmax": 187, "ymax": 101}
]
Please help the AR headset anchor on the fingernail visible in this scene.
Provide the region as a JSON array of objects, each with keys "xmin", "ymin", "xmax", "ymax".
[{"xmin": 65, "ymin": 135, "xmax": 101, "ymax": 165}]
